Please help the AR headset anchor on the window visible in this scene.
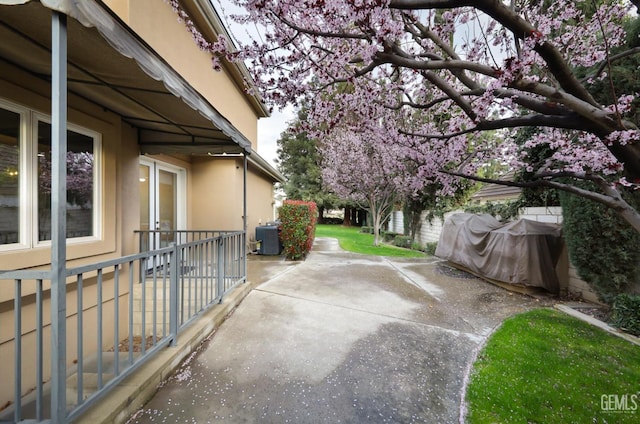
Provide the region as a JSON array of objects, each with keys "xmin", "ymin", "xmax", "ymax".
[
  {"xmin": 0, "ymin": 99, "xmax": 101, "ymax": 251},
  {"xmin": 0, "ymin": 106, "xmax": 21, "ymax": 246}
]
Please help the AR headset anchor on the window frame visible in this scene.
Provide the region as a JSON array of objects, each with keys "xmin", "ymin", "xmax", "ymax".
[{"xmin": 0, "ymin": 99, "xmax": 102, "ymax": 252}]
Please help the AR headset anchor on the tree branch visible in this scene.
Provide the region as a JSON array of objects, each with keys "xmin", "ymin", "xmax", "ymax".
[
  {"xmin": 399, "ymin": 113, "xmax": 602, "ymax": 139},
  {"xmin": 581, "ymin": 46, "xmax": 640, "ymax": 82},
  {"xmin": 389, "ymin": 0, "xmax": 600, "ymax": 106},
  {"xmin": 276, "ymin": 15, "xmax": 369, "ymax": 40}
]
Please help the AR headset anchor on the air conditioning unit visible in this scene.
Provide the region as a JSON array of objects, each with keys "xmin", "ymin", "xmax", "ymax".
[{"xmin": 255, "ymin": 225, "xmax": 281, "ymax": 255}]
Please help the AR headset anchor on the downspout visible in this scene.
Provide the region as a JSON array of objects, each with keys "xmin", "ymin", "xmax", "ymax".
[{"xmin": 50, "ymin": 11, "xmax": 68, "ymax": 422}]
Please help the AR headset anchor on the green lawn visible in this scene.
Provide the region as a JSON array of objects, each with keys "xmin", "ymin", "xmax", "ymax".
[
  {"xmin": 314, "ymin": 224, "xmax": 424, "ymax": 258},
  {"xmin": 466, "ymin": 308, "xmax": 640, "ymax": 424}
]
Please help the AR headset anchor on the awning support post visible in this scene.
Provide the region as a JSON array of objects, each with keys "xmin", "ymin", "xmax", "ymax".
[
  {"xmin": 50, "ymin": 11, "xmax": 68, "ymax": 422},
  {"xmin": 243, "ymin": 153, "xmax": 248, "ymax": 280}
]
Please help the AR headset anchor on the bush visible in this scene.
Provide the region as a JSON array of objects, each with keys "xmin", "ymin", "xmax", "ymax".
[
  {"xmin": 424, "ymin": 242, "xmax": 438, "ymax": 256},
  {"xmin": 393, "ymin": 235, "xmax": 412, "ymax": 248},
  {"xmin": 278, "ymin": 200, "xmax": 317, "ymax": 260},
  {"xmin": 383, "ymin": 232, "xmax": 401, "ymax": 242},
  {"xmin": 610, "ymin": 294, "xmax": 640, "ymax": 337},
  {"xmin": 411, "ymin": 242, "xmax": 423, "ymax": 251},
  {"xmin": 360, "ymin": 226, "xmax": 374, "ymax": 234},
  {"xmin": 560, "ymin": 184, "xmax": 640, "ymax": 303}
]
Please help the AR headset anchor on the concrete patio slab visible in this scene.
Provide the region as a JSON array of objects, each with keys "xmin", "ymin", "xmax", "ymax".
[{"xmin": 126, "ymin": 237, "xmax": 550, "ymax": 423}]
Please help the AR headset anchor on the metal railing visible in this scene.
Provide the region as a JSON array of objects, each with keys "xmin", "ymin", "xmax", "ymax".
[{"xmin": 0, "ymin": 230, "xmax": 246, "ymax": 423}]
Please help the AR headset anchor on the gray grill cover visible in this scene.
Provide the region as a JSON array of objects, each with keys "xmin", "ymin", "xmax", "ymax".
[{"xmin": 435, "ymin": 213, "xmax": 564, "ymax": 293}]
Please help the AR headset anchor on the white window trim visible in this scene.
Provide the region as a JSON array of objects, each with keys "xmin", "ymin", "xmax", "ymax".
[
  {"xmin": 0, "ymin": 99, "xmax": 102, "ymax": 252},
  {"xmin": 0, "ymin": 98, "xmax": 29, "ymax": 252}
]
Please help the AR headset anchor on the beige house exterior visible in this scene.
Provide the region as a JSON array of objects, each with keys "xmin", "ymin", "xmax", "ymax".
[{"xmin": 0, "ymin": 0, "xmax": 283, "ymax": 421}]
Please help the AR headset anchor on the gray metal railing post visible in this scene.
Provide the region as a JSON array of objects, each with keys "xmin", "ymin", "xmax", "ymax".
[
  {"xmin": 51, "ymin": 11, "xmax": 68, "ymax": 422},
  {"xmin": 242, "ymin": 231, "xmax": 247, "ymax": 283},
  {"xmin": 169, "ymin": 243, "xmax": 179, "ymax": 346},
  {"xmin": 217, "ymin": 237, "xmax": 224, "ymax": 302},
  {"xmin": 14, "ymin": 280, "xmax": 22, "ymax": 423}
]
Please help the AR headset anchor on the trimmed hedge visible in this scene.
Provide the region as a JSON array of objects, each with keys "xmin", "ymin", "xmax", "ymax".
[{"xmin": 279, "ymin": 200, "xmax": 317, "ymax": 260}]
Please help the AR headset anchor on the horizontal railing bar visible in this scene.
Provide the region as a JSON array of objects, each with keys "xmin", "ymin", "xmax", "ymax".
[
  {"xmin": 0, "ymin": 270, "xmax": 51, "ymax": 280},
  {"xmin": 66, "ymin": 247, "xmax": 175, "ymax": 276},
  {"xmin": 134, "ymin": 229, "xmax": 240, "ymax": 234}
]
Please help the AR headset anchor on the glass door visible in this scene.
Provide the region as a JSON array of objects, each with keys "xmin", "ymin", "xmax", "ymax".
[
  {"xmin": 139, "ymin": 158, "xmax": 184, "ymax": 251},
  {"xmin": 157, "ymin": 168, "xmax": 177, "ymax": 247}
]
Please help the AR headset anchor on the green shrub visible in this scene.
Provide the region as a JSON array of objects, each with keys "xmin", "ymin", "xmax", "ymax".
[
  {"xmin": 393, "ymin": 235, "xmax": 412, "ymax": 248},
  {"xmin": 411, "ymin": 242, "xmax": 423, "ymax": 251},
  {"xmin": 424, "ymin": 242, "xmax": 438, "ymax": 256},
  {"xmin": 560, "ymin": 184, "xmax": 640, "ymax": 303},
  {"xmin": 360, "ymin": 226, "xmax": 373, "ymax": 234},
  {"xmin": 382, "ymin": 232, "xmax": 400, "ymax": 242},
  {"xmin": 279, "ymin": 200, "xmax": 317, "ymax": 260},
  {"xmin": 610, "ymin": 294, "xmax": 640, "ymax": 337}
]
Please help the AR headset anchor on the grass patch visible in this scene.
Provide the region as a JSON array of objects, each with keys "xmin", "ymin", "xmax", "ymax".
[
  {"xmin": 314, "ymin": 224, "xmax": 424, "ymax": 258},
  {"xmin": 466, "ymin": 308, "xmax": 640, "ymax": 424}
]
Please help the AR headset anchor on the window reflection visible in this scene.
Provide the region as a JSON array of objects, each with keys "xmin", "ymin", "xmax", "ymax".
[
  {"xmin": 0, "ymin": 108, "xmax": 20, "ymax": 245},
  {"xmin": 37, "ymin": 121, "xmax": 95, "ymax": 241}
]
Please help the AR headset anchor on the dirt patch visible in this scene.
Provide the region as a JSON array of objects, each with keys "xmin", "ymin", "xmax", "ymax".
[
  {"xmin": 477, "ymin": 292, "xmax": 506, "ymax": 303},
  {"xmin": 436, "ymin": 263, "xmax": 477, "ymax": 279},
  {"xmin": 557, "ymin": 293, "xmax": 611, "ymax": 323},
  {"xmin": 108, "ymin": 335, "xmax": 160, "ymax": 353},
  {"xmin": 571, "ymin": 306, "xmax": 611, "ymax": 322}
]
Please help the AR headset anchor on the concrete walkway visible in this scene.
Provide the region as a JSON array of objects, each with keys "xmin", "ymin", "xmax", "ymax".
[{"xmin": 127, "ymin": 238, "xmax": 548, "ymax": 423}]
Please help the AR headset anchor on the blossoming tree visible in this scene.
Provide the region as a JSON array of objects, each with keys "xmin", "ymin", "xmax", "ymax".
[{"xmin": 205, "ymin": 0, "xmax": 640, "ymax": 231}]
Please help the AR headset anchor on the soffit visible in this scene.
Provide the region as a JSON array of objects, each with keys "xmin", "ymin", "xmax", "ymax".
[{"xmin": 0, "ymin": 0, "xmax": 251, "ymax": 155}]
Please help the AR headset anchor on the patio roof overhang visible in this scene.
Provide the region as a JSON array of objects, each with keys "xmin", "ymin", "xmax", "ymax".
[{"xmin": 0, "ymin": 0, "xmax": 252, "ymax": 155}]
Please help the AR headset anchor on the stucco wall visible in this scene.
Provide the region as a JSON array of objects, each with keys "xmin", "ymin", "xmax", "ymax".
[
  {"xmin": 117, "ymin": 0, "xmax": 261, "ymax": 148},
  {"xmin": 246, "ymin": 166, "xmax": 277, "ymax": 231},
  {"xmin": 191, "ymin": 157, "xmax": 244, "ymax": 231},
  {"xmin": 190, "ymin": 157, "xmax": 277, "ymax": 234}
]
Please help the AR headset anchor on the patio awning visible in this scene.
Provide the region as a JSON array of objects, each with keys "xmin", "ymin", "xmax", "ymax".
[{"xmin": 0, "ymin": 0, "xmax": 253, "ymax": 154}]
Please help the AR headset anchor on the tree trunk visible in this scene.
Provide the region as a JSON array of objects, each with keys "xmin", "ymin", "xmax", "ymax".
[
  {"xmin": 343, "ymin": 207, "xmax": 352, "ymax": 226},
  {"xmin": 373, "ymin": 212, "xmax": 381, "ymax": 246},
  {"xmin": 351, "ymin": 208, "xmax": 359, "ymax": 226},
  {"xmin": 317, "ymin": 205, "xmax": 325, "ymax": 224},
  {"xmin": 358, "ymin": 209, "xmax": 367, "ymax": 227}
]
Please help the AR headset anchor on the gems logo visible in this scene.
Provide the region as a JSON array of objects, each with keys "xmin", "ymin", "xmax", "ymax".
[{"xmin": 601, "ymin": 393, "xmax": 638, "ymax": 413}]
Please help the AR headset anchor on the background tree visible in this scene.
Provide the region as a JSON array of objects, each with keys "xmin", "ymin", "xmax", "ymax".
[
  {"xmin": 276, "ymin": 109, "xmax": 340, "ymax": 222},
  {"xmin": 321, "ymin": 127, "xmax": 403, "ymax": 246}
]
